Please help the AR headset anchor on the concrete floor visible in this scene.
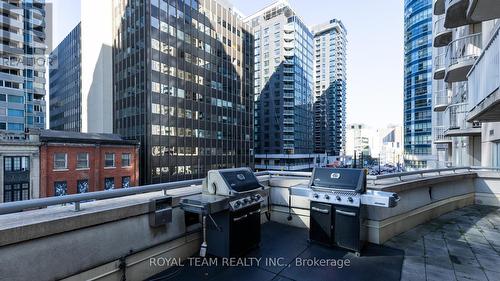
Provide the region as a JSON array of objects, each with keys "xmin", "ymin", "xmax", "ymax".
[{"xmin": 385, "ymin": 205, "xmax": 500, "ymax": 281}]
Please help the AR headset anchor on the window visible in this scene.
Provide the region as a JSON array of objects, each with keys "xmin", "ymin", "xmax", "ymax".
[
  {"xmin": 77, "ymin": 180, "xmax": 89, "ymax": 193},
  {"xmin": 53, "ymin": 153, "xmax": 67, "ymax": 170},
  {"xmin": 3, "ymin": 183, "xmax": 29, "ymax": 202},
  {"xmin": 4, "ymin": 156, "xmax": 29, "ymax": 172},
  {"xmin": 493, "ymin": 142, "xmax": 500, "ymax": 167},
  {"xmin": 7, "ymin": 95, "xmax": 23, "ymax": 103},
  {"xmin": 8, "ymin": 109, "xmax": 24, "ymax": 117},
  {"xmin": 121, "ymin": 153, "xmax": 131, "ymax": 167},
  {"xmin": 7, "ymin": 123, "xmax": 24, "ymax": 131},
  {"xmin": 122, "ymin": 176, "xmax": 131, "ymax": 188},
  {"xmin": 105, "ymin": 178, "xmax": 115, "ymax": 190},
  {"xmin": 76, "ymin": 153, "xmax": 89, "ymax": 169},
  {"xmin": 104, "ymin": 153, "xmax": 115, "ymax": 167},
  {"xmin": 54, "ymin": 181, "xmax": 67, "ymax": 196}
]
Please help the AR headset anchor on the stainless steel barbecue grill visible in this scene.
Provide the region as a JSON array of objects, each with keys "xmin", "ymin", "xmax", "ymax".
[
  {"xmin": 291, "ymin": 168, "xmax": 399, "ymax": 255},
  {"xmin": 180, "ymin": 168, "xmax": 268, "ymax": 257}
]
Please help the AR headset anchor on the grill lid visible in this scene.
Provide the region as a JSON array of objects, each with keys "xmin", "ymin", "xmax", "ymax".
[
  {"xmin": 219, "ymin": 168, "xmax": 262, "ymax": 193},
  {"xmin": 310, "ymin": 168, "xmax": 366, "ymax": 193}
]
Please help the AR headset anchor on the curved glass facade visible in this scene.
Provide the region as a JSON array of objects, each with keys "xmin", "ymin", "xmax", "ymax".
[{"xmin": 403, "ymin": 0, "xmax": 433, "ymax": 170}]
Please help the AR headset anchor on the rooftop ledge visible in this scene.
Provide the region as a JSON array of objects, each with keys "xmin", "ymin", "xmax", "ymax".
[{"xmin": 0, "ymin": 168, "xmax": 499, "ymax": 281}]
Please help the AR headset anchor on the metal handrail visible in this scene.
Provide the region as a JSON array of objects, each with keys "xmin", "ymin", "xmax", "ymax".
[
  {"xmin": 0, "ymin": 170, "xmax": 314, "ymax": 215},
  {"xmin": 1, "ymin": 168, "xmax": 499, "ymax": 215},
  {"xmin": 367, "ymin": 167, "xmax": 476, "ymax": 185}
]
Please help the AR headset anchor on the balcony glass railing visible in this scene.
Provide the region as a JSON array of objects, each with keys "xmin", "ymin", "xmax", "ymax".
[
  {"xmin": 444, "ymin": 102, "xmax": 479, "ymax": 131},
  {"xmin": 451, "ymin": 81, "xmax": 468, "ymax": 104},
  {"xmin": 434, "ymin": 89, "xmax": 450, "ymax": 107},
  {"xmin": 445, "ymin": 33, "xmax": 482, "ymax": 70},
  {"xmin": 434, "ymin": 53, "xmax": 446, "ymax": 71},
  {"xmin": 467, "ymin": 25, "xmax": 500, "ymax": 111},
  {"xmin": 434, "ymin": 15, "xmax": 447, "ymax": 35},
  {"xmin": 434, "ymin": 125, "xmax": 451, "ymax": 142}
]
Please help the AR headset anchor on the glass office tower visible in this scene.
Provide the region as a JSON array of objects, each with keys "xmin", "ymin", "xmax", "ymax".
[
  {"xmin": 0, "ymin": 1, "xmax": 47, "ymax": 135},
  {"xmin": 246, "ymin": 1, "xmax": 315, "ymax": 170},
  {"xmin": 403, "ymin": 0, "xmax": 434, "ymax": 170},
  {"xmin": 112, "ymin": 0, "xmax": 254, "ymax": 184},
  {"xmin": 49, "ymin": 23, "xmax": 82, "ymax": 132}
]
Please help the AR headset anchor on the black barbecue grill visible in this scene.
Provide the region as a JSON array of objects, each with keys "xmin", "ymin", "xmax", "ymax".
[
  {"xmin": 180, "ymin": 168, "xmax": 267, "ymax": 257},
  {"xmin": 291, "ymin": 167, "xmax": 400, "ymax": 256}
]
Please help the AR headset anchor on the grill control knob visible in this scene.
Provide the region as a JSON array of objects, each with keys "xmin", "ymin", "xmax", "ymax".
[
  {"xmin": 348, "ymin": 197, "xmax": 353, "ymax": 203},
  {"xmin": 313, "ymin": 193, "xmax": 319, "ymax": 199},
  {"xmin": 240, "ymin": 199, "xmax": 247, "ymax": 206},
  {"xmin": 336, "ymin": 195, "xmax": 341, "ymax": 201},
  {"xmin": 234, "ymin": 201, "xmax": 241, "ymax": 208},
  {"xmin": 244, "ymin": 198, "xmax": 251, "ymax": 204},
  {"xmin": 253, "ymin": 194, "xmax": 261, "ymax": 201},
  {"xmin": 324, "ymin": 195, "xmax": 330, "ymax": 200}
]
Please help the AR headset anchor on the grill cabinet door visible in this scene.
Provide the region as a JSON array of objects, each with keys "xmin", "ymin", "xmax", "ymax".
[
  {"xmin": 309, "ymin": 202, "xmax": 334, "ymax": 245},
  {"xmin": 334, "ymin": 205, "xmax": 361, "ymax": 252}
]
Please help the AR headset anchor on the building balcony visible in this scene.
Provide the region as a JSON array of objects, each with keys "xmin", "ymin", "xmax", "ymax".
[
  {"xmin": 283, "ymin": 42, "xmax": 294, "ymax": 50},
  {"xmin": 434, "ymin": 16, "xmax": 453, "ymax": 47},
  {"xmin": 467, "ymin": 25, "xmax": 500, "ymax": 122},
  {"xmin": 444, "ymin": 0, "xmax": 474, "ymax": 28},
  {"xmin": 434, "ymin": 125, "xmax": 452, "ymax": 143},
  {"xmin": 467, "ymin": 0, "xmax": 500, "ymax": 22},
  {"xmin": 434, "ymin": 89, "xmax": 451, "ymax": 111},
  {"xmin": 0, "ymin": 1, "xmax": 22, "ymax": 16},
  {"xmin": 0, "ymin": 29, "xmax": 23, "ymax": 43},
  {"xmin": 444, "ymin": 102, "xmax": 482, "ymax": 136},
  {"xmin": 434, "ymin": 53, "xmax": 446, "ymax": 80},
  {"xmin": 1, "ymin": 169, "xmax": 499, "ymax": 280},
  {"xmin": 0, "ymin": 14, "xmax": 23, "ymax": 29},
  {"xmin": 445, "ymin": 33, "xmax": 482, "ymax": 82},
  {"xmin": 283, "ymin": 33, "xmax": 294, "ymax": 41},
  {"xmin": 0, "ymin": 42, "xmax": 23, "ymax": 55},
  {"xmin": 434, "ymin": 0, "xmax": 446, "ymax": 15}
]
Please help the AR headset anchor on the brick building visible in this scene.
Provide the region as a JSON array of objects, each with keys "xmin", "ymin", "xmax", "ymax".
[{"xmin": 39, "ymin": 130, "xmax": 139, "ymax": 197}]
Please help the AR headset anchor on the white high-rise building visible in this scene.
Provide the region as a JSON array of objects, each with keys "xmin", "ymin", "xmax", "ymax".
[
  {"xmin": 431, "ymin": 0, "xmax": 500, "ymax": 168},
  {"xmin": 311, "ymin": 19, "xmax": 347, "ymax": 156},
  {"xmin": 0, "ymin": 1, "xmax": 47, "ymax": 136},
  {"xmin": 246, "ymin": 0, "xmax": 317, "ymax": 171}
]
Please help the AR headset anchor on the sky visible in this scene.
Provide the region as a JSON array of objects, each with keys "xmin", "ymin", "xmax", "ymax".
[{"xmin": 50, "ymin": 0, "xmax": 404, "ymax": 129}]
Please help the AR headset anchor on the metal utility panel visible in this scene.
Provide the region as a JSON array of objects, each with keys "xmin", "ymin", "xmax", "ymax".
[{"xmin": 149, "ymin": 196, "xmax": 172, "ymax": 227}]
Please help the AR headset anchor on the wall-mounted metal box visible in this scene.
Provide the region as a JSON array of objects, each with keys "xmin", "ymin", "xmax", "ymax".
[{"xmin": 149, "ymin": 196, "xmax": 172, "ymax": 227}]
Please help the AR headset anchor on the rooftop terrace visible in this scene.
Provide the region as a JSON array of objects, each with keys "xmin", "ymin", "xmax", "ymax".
[{"xmin": 0, "ymin": 168, "xmax": 499, "ymax": 281}]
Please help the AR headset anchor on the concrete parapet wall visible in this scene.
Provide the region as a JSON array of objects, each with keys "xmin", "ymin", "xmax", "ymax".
[
  {"xmin": 1, "ymin": 172, "xmax": 500, "ymax": 280},
  {"xmin": 0, "ymin": 188, "xmax": 201, "ymax": 281}
]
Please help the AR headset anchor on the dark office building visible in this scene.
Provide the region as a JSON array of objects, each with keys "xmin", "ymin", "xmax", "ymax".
[
  {"xmin": 112, "ymin": 0, "xmax": 254, "ymax": 184},
  {"xmin": 49, "ymin": 23, "xmax": 82, "ymax": 131}
]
